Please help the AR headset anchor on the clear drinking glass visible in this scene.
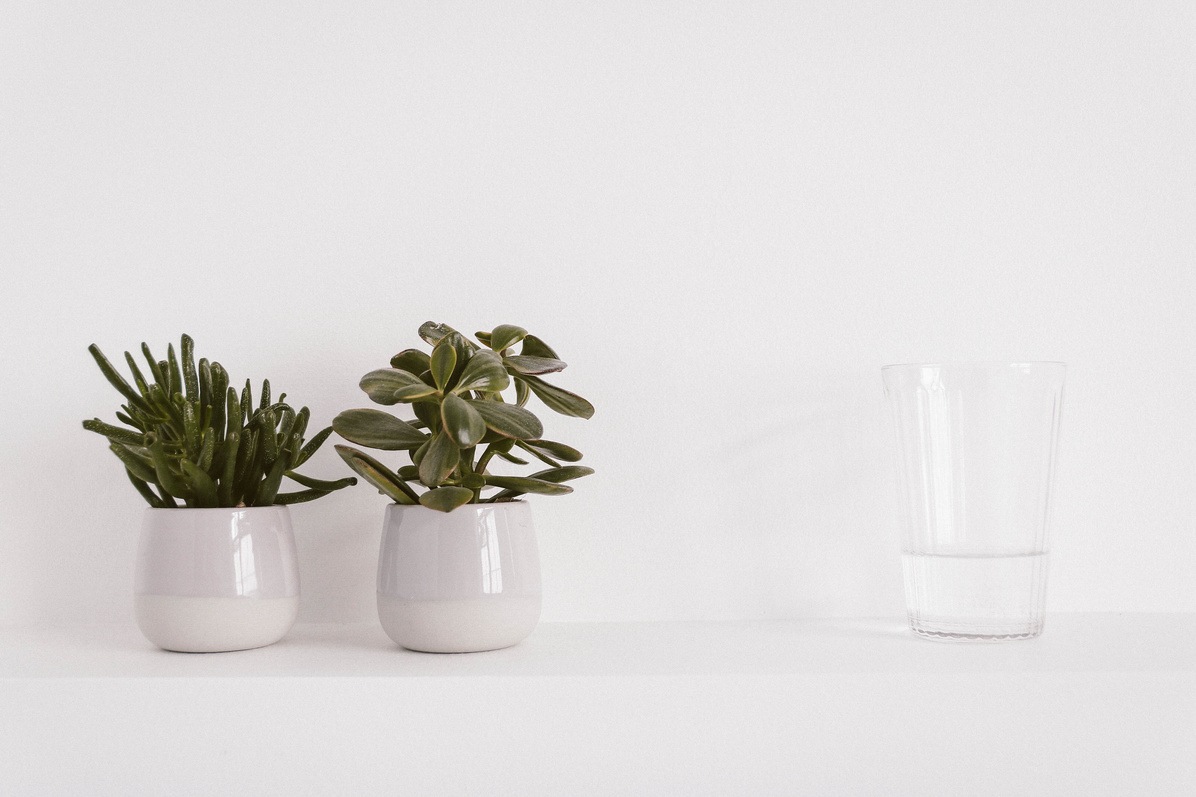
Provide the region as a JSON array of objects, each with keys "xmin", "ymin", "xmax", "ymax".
[{"xmin": 882, "ymin": 362, "xmax": 1066, "ymax": 640}]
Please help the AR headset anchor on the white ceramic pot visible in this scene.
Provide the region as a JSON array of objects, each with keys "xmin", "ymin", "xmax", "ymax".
[
  {"xmin": 134, "ymin": 506, "xmax": 300, "ymax": 653},
  {"xmin": 377, "ymin": 501, "xmax": 542, "ymax": 653}
]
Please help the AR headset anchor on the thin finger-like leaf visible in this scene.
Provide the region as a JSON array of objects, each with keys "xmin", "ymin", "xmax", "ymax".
[
  {"xmin": 260, "ymin": 410, "xmax": 279, "ymax": 464},
  {"xmin": 489, "ymin": 324, "xmax": 528, "ymax": 352},
  {"xmin": 166, "ymin": 344, "xmax": 181, "ymax": 399},
  {"xmin": 283, "ymin": 471, "xmax": 358, "ymax": 491},
  {"xmin": 181, "ymin": 459, "xmax": 219, "ymax": 507},
  {"xmin": 196, "ymin": 430, "xmax": 215, "ymax": 472},
  {"xmin": 293, "ymin": 425, "xmax": 333, "ymax": 468},
  {"xmin": 333, "ymin": 408, "xmax": 428, "ymax": 450},
  {"xmin": 390, "ymin": 348, "xmax": 431, "ymax": 374},
  {"xmin": 335, "ymin": 445, "xmax": 419, "ymax": 505},
  {"xmin": 503, "ymin": 355, "xmax": 567, "ymax": 375},
  {"xmin": 182, "ymin": 400, "xmax": 200, "ymax": 459},
  {"xmin": 181, "ymin": 334, "xmax": 198, "ymax": 401},
  {"xmin": 520, "ymin": 334, "xmax": 559, "ymax": 359},
  {"xmin": 142, "ymin": 343, "xmax": 167, "ymax": 389},
  {"xmin": 519, "ymin": 374, "xmax": 595, "ymax": 419},
  {"xmin": 218, "ymin": 431, "xmax": 240, "ymax": 505},
  {"xmin": 360, "ymin": 368, "xmax": 427, "ymax": 405},
  {"xmin": 127, "ymin": 469, "xmax": 165, "ymax": 508},
  {"xmin": 418, "ymin": 429, "xmax": 459, "ymax": 487},
  {"xmin": 226, "ymin": 387, "xmax": 242, "ymax": 438},
  {"xmin": 430, "ymin": 340, "xmax": 457, "ymax": 391},
  {"xmin": 149, "ymin": 436, "xmax": 192, "ymax": 499},
  {"xmin": 419, "ymin": 486, "xmax": 474, "ymax": 513},
  {"xmin": 274, "ymin": 488, "xmax": 332, "ymax": 505},
  {"xmin": 440, "ymin": 393, "xmax": 486, "ymax": 448},
  {"xmin": 468, "ymin": 400, "xmax": 544, "ymax": 440},
  {"xmin": 198, "ymin": 358, "xmax": 212, "ymax": 409},
  {"xmin": 88, "ymin": 344, "xmax": 152, "ymax": 413},
  {"xmin": 83, "ymin": 418, "xmax": 145, "ymax": 447},
  {"xmin": 109, "ymin": 443, "xmax": 158, "ymax": 484},
  {"xmin": 124, "ymin": 351, "xmax": 150, "ymax": 398},
  {"xmin": 454, "ymin": 350, "xmax": 510, "ymax": 393},
  {"xmin": 252, "ymin": 457, "xmax": 288, "ymax": 506}
]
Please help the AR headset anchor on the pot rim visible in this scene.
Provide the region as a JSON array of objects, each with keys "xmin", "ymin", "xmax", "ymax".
[
  {"xmin": 142, "ymin": 505, "xmax": 292, "ymax": 514},
  {"xmin": 386, "ymin": 499, "xmax": 527, "ymax": 512}
]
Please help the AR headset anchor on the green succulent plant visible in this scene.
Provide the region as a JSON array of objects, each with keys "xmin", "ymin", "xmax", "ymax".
[
  {"xmin": 333, "ymin": 322, "xmax": 594, "ymax": 513},
  {"xmin": 83, "ymin": 334, "xmax": 356, "ymax": 508}
]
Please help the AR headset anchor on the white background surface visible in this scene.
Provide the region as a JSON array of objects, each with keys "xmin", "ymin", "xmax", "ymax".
[
  {"xmin": 2, "ymin": 616, "xmax": 1194, "ymax": 795},
  {"xmin": 2, "ymin": 1, "xmax": 1195, "ymax": 626}
]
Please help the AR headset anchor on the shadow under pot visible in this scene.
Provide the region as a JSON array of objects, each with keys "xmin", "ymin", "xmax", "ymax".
[
  {"xmin": 134, "ymin": 506, "xmax": 300, "ymax": 653},
  {"xmin": 377, "ymin": 501, "xmax": 542, "ymax": 653}
]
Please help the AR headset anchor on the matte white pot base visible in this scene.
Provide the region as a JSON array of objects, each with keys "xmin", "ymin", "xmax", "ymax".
[
  {"xmin": 134, "ymin": 595, "xmax": 300, "ymax": 653},
  {"xmin": 377, "ymin": 594, "xmax": 541, "ymax": 653}
]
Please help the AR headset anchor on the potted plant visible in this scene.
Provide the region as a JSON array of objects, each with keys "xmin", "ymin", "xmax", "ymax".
[
  {"xmin": 334, "ymin": 322, "xmax": 594, "ymax": 653},
  {"xmin": 83, "ymin": 334, "xmax": 355, "ymax": 652}
]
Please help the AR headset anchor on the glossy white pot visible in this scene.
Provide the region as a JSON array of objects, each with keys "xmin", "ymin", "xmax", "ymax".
[
  {"xmin": 134, "ymin": 506, "xmax": 300, "ymax": 653},
  {"xmin": 377, "ymin": 501, "xmax": 542, "ymax": 653}
]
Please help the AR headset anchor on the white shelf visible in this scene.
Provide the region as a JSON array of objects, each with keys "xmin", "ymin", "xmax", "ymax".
[{"xmin": 2, "ymin": 614, "xmax": 1194, "ymax": 795}]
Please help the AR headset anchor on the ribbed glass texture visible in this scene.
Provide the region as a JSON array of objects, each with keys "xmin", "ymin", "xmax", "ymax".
[{"xmin": 883, "ymin": 363, "xmax": 1066, "ymax": 640}]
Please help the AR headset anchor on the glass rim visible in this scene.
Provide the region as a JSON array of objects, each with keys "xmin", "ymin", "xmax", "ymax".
[{"xmin": 881, "ymin": 360, "xmax": 1066, "ymax": 371}]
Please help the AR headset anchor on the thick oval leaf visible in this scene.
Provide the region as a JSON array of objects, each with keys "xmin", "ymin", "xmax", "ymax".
[
  {"xmin": 390, "ymin": 348, "xmax": 431, "ymax": 374},
  {"xmin": 503, "ymin": 355, "xmax": 567, "ymax": 375},
  {"xmin": 334, "ymin": 445, "xmax": 419, "ymax": 505},
  {"xmin": 392, "ymin": 382, "xmax": 439, "ymax": 401},
  {"xmin": 519, "ymin": 375, "xmax": 595, "ymax": 419},
  {"xmin": 469, "ymin": 400, "xmax": 544, "ymax": 440},
  {"xmin": 418, "ymin": 429, "xmax": 460, "ymax": 487},
  {"xmin": 419, "ymin": 486, "xmax": 475, "ymax": 513},
  {"xmin": 489, "ymin": 324, "xmax": 528, "ymax": 352},
  {"xmin": 462, "ymin": 472, "xmax": 486, "ymax": 490},
  {"xmin": 483, "ymin": 476, "xmax": 573, "ymax": 496},
  {"xmin": 494, "ymin": 448, "xmax": 529, "ymax": 465},
  {"xmin": 455, "ymin": 350, "xmax": 510, "ymax": 393},
  {"xmin": 418, "ymin": 321, "xmax": 454, "ymax": 345},
  {"xmin": 360, "ymin": 368, "xmax": 426, "ymax": 405},
  {"xmin": 333, "ymin": 409, "xmax": 428, "ymax": 450},
  {"xmin": 412, "ymin": 400, "xmax": 440, "ymax": 431},
  {"xmin": 516, "ymin": 440, "xmax": 559, "ymax": 468},
  {"xmin": 411, "ymin": 438, "xmax": 431, "ymax": 467},
  {"xmin": 524, "ymin": 438, "xmax": 584, "ymax": 462},
  {"xmin": 430, "ymin": 340, "xmax": 457, "ymax": 391},
  {"xmin": 440, "ymin": 393, "xmax": 486, "ymax": 448},
  {"xmin": 474, "ymin": 331, "xmax": 493, "ymax": 346},
  {"xmin": 520, "ymin": 334, "xmax": 559, "ymax": 359},
  {"xmin": 529, "ymin": 466, "xmax": 595, "ymax": 483}
]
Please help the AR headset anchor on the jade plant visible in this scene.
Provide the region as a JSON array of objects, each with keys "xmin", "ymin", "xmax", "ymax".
[
  {"xmin": 333, "ymin": 322, "xmax": 594, "ymax": 512},
  {"xmin": 83, "ymin": 334, "xmax": 355, "ymax": 508}
]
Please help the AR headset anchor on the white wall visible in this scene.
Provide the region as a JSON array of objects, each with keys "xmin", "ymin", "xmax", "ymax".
[{"xmin": 2, "ymin": 1, "xmax": 1193, "ymax": 625}]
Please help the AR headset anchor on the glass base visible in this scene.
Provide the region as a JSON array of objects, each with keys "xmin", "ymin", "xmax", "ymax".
[{"xmin": 909, "ymin": 617, "xmax": 1043, "ymax": 642}]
